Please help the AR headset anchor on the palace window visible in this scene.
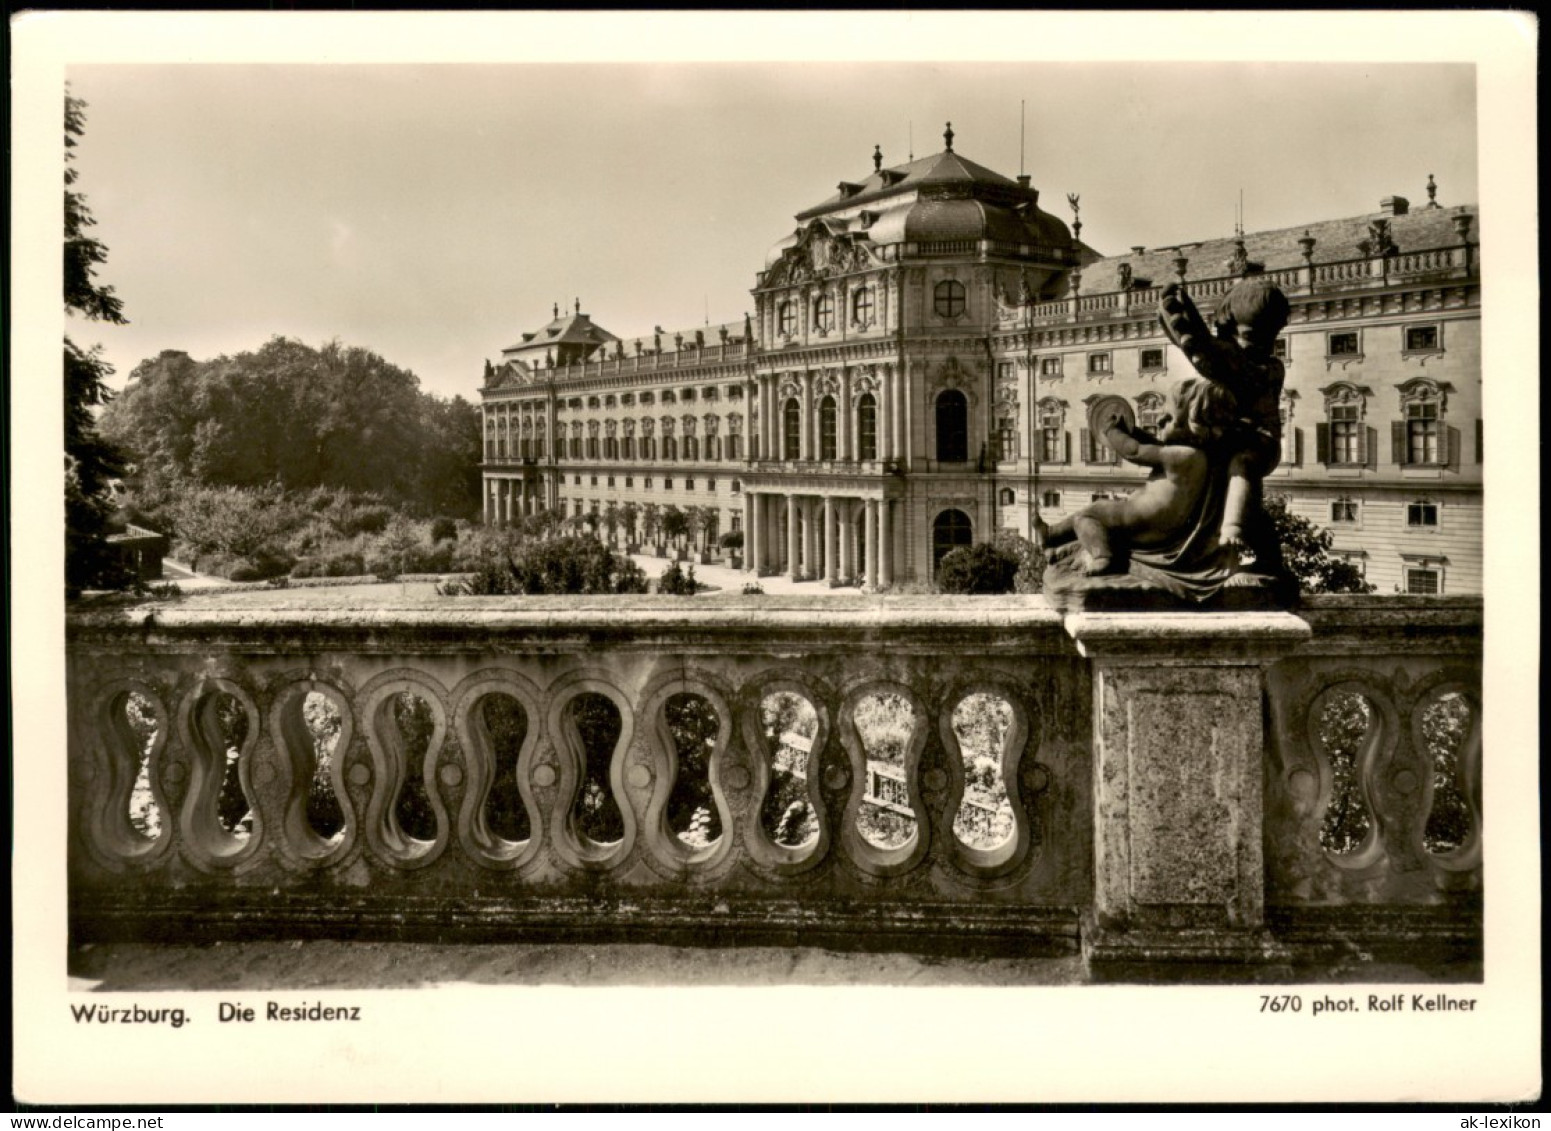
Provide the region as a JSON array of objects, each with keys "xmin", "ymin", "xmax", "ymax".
[
  {"xmin": 726, "ymin": 435, "xmax": 740, "ymax": 460},
  {"xmin": 731, "ymin": 480, "xmax": 741, "ymax": 494},
  {"xmin": 622, "ymin": 437, "xmax": 635, "ymax": 459},
  {"xmin": 707, "ymin": 478, "xmax": 717, "ymax": 491},
  {"xmin": 997, "ymin": 361, "xmax": 1015, "ymax": 383},
  {"xmin": 935, "ymin": 390, "xmax": 969, "ymax": 463},
  {"xmin": 820, "ymin": 396, "xmax": 838, "ymax": 460},
  {"xmin": 1272, "ymin": 337, "xmax": 1288, "ymax": 361},
  {"xmin": 570, "ymin": 437, "xmax": 582, "ymax": 459},
  {"xmin": 1139, "ymin": 347, "xmax": 1165, "ymax": 372},
  {"xmin": 1407, "ymin": 501, "xmax": 1439, "ymax": 528},
  {"xmin": 1317, "ymin": 385, "xmax": 1370, "ymax": 467},
  {"xmin": 998, "ymin": 488, "xmax": 1016, "ymax": 506},
  {"xmin": 814, "ymin": 294, "xmax": 835, "ymax": 333},
  {"xmin": 852, "ymin": 287, "xmax": 874, "ymax": 326},
  {"xmin": 683, "ymin": 436, "xmax": 698, "ymax": 461},
  {"xmin": 641, "ymin": 437, "xmax": 655, "ymax": 460},
  {"xmin": 588, "ymin": 396, "xmax": 601, "ymax": 409},
  {"xmin": 706, "ymin": 436, "xmax": 721, "ymax": 461},
  {"xmin": 857, "ymin": 394, "xmax": 878, "ymax": 460},
  {"xmin": 1038, "ymin": 401, "xmax": 1067, "ymax": 464},
  {"xmin": 625, "ymin": 477, "xmax": 633, "ymax": 488},
  {"xmin": 1394, "ymin": 381, "xmax": 1450, "ymax": 467},
  {"xmin": 1088, "ymin": 352, "xmax": 1112, "ymax": 375},
  {"xmin": 1405, "ymin": 566, "xmax": 1441, "ymax": 595},
  {"xmin": 665, "ymin": 478, "xmax": 674, "ymax": 490},
  {"xmin": 590, "ymin": 475, "xmax": 598, "ymax": 487},
  {"xmin": 573, "ymin": 475, "xmax": 582, "ymax": 486},
  {"xmin": 1327, "ymin": 331, "xmax": 1360, "ymax": 358},
  {"xmin": 1404, "ymin": 324, "xmax": 1441, "ymax": 353},
  {"xmin": 686, "ymin": 479, "xmax": 695, "ymax": 491},
  {"xmin": 587, "ymin": 438, "xmax": 599, "ymax": 459},
  {"xmin": 933, "ymin": 279, "xmax": 967, "ymax": 319},
  {"xmin": 1083, "ymin": 426, "xmax": 1120, "ymax": 465},
  {"xmin": 644, "ymin": 477, "xmax": 653, "ymax": 489},
  {"xmin": 778, "ymin": 302, "xmax": 796, "ymax": 336},
  {"xmin": 1136, "ymin": 392, "xmax": 1166, "ymax": 436},
  {"xmin": 1041, "ymin": 490, "xmax": 1062, "ymax": 509},
  {"xmin": 1040, "ymin": 357, "xmax": 1062, "ymax": 378},
  {"xmin": 662, "ymin": 436, "xmax": 678, "ymax": 461},
  {"xmin": 662, "ymin": 390, "xmax": 676, "ymax": 405},
  {"xmin": 994, "ymin": 416, "xmax": 1018, "ymax": 462},
  {"xmin": 1331, "ymin": 497, "xmax": 1359, "ymax": 524},
  {"xmin": 783, "ymin": 398, "xmax": 802, "ymax": 460}
]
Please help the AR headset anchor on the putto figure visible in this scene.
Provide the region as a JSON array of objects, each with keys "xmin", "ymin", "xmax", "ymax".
[{"xmin": 1040, "ymin": 274, "xmax": 1296, "ymax": 609}]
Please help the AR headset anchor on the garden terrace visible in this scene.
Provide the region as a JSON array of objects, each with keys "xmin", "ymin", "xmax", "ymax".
[{"xmin": 66, "ymin": 593, "xmax": 1482, "ymax": 980}]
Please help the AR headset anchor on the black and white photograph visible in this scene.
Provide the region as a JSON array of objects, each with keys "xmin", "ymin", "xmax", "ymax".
[{"xmin": 12, "ymin": 10, "xmax": 1539, "ymax": 1107}]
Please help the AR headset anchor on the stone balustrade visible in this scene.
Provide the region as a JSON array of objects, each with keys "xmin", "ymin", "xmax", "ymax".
[{"xmin": 65, "ymin": 595, "xmax": 1481, "ymax": 975}]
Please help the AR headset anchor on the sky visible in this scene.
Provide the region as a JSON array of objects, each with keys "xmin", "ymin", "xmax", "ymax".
[{"xmin": 64, "ymin": 50, "xmax": 1478, "ymax": 404}]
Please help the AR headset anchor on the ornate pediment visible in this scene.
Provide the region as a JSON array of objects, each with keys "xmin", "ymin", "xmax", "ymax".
[{"xmin": 765, "ymin": 224, "xmax": 881, "ymax": 288}]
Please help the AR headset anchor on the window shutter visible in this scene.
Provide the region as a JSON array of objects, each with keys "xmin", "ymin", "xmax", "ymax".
[
  {"xmin": 1293, "ymin": 427, "xmax": 1304, "ymax": 467},
  {"xmin": 1442, "ymin": 425, "xmax": 1457, "ymax": 469},
  {"xmin": 1080, "ymin": 428, "xmax": 1091, "ymax": 464},
  {"xmin": 1363, "ymin": 426, "xmax": 1376, "ymax": 469},
  {"xmin": 1391, "ymin": 420, "xmax": 1407, "ymax": 466},
  {"xmin": 1316, "ymin": 422, "xmax": 1330, "ymax": 465},
  {"xmin": 1476, "ymin": 418, "xmax": 1483, "ymax": 464}
]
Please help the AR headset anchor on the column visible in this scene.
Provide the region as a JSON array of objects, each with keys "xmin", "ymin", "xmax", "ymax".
[
  {"xmin": 823, "ymin": 496, "xmax": 838, "ymax": 585},
  {"xmin": 786, "ymin": 493, "xmax": 800, "ymax": 580},
  {"xmin": 801, "ymin": 498, "xmax": 816, "ymax": 580},
  {"xmin": 801, "ymin": 372, "xmax": 815, "ymax": 461},
  {"xmin": 744, "ymin": 493, "xmax": 757, "ymax": 572},
  {"xmin": 891, "ymin": 364, "xmax": 905, "ymax": 463},
  {"xmin": 838, "ymin": 499, "xmax": 854, "ymax": 583},
  {"xmin": 865, "ymin": 499, "xmax": 879, "ymax": 588},
  {"xmin": 878, "ymin": 498, "xmax": 893, "ymax": 588},
  {"xmin": 1067, "ymin": 614, "xmax": 1311, "ymax": 969},
  {"xmin": 879, "ymin": 364, "xmax": 893, "ymax": 461},
  {"xmin": 839, "ymin": 368, "xmax": 853, "ymax": 461}
]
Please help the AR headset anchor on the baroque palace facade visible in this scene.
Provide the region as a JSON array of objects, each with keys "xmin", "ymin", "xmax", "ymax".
[{"xmin": 480, "ymin": 126, "xmax": 1481, "ymax": 594}]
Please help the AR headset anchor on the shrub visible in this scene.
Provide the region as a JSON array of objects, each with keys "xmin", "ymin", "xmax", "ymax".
[
  {"xmin": 429, "ymin": 516, "xmax": 458, "ymax": 543},
  {"xmin": 290, "ymin": 557, "xmax": 322, "ymax": 579},
  {"xmin": 335, "ymin": 503, "xmax": 392, "ymax": 537},
  {"xmin": 742, "ymin": 581, "xmax": 765, "ymax": 596},
  {"xmin": 367, "ymin": 554, "xmax": 400, "ymax": 582},
  {"xmin": 719, "ymin": 530, "xmax": 745, "ymax": 550},
  {"xmin": 658, "ymin": 561, "xmax": 699, "ymax": 596},
  {"xmin": 445, "ymin": 534, "xmax": 649, "ymax": 596},
  {"xmin": 1265, "ymin": 495, "xmax": 1376, "ymax": 594},
  {"xmin": 936, "ymin": 541, "xmax": 1019, "ymax": 595},
  {"xmin": 993, "ymin": 530, "xmax": 1048, "ymax": 594},
  {"xmin": 323, "ymin": 550, "xmax": 366, "ymax": 578}
]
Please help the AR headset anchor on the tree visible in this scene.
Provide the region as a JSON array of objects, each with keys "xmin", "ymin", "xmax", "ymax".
[
  {"xmin": 662, "ymin": 505, "xmax": 689, "ymax": 549},
  {"xmin": 1264, "ymin": 495, "xmax": 1376, "ymax": 594},
  {"xmin": 936, "ymin": 541, "xmax": 1020, "ymax": 594},
  {"xmin": 64, "ymin": 89, "xmax": 132, "ymax": 594}
]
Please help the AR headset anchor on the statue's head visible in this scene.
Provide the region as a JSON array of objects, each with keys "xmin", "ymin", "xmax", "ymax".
[
  {"xmin": 1160, "ymin": 376, "xmax": 1237, "ymax": 447},
  {"xmin": 1212, "ymin": 277, "xmax": 1290, "ymax": 358}
]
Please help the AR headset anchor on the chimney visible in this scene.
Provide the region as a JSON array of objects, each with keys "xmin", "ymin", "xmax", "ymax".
[
  {"xmin": 1381, "ymin": 196, "xmax": 1410, "ymax": 216},
  {"xmin": 1017, "ymin": 174, "xmax": 1031, "ymax": 189}
]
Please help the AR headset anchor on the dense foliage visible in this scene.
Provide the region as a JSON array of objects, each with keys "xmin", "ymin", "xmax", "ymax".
[
  {"xmin": 445, "ymin": 532, "xmax": 648, "ymax": 596},
  {"xmin": 1264, "ymin": 495, "xmax": 1376, "ymax": 595},
  {"xmin": 65, "ymin": 91, "xmax": 133, "ymax": 594},
  {"xmin": 101, "ymin": 338, "xmax": 481, "ymax": 517},
  {"xmin": 936, "ymin": 532, "xmax": 1046, "ymax": 595}
]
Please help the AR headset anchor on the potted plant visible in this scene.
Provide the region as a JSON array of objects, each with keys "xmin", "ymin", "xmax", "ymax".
[
  {"xmin": 719, "ymin": 529, "xmax": 744, "ymax": 570},
  {"xmin": 620, "ymin": 501, "xmax": 641, "ymax": 554},
  {"xmin": 662, "ymin": 506, "xmax": 689, "ymax": 561},
  {"xmin": 642, "ymin": 503, "xmax": 664, "ymax": 556}
]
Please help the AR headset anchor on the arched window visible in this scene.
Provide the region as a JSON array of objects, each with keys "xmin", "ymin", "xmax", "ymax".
[
  {"xmin": 814, "ymin": 294, "xmax": 835, "ymax": 333},
  {"xmin": 932, "ymin": 509, "xmax": 973, "ymax": 569},
  {"xmin": 587, "ymin": 437, "xmax": 599, "ymax": 459},
  {"xmin": 778, "ymin": 302, "xmax": 796, "ymax": 336},
  {"xmin": 852, "ymin": 287, "xmax": 874, "ymax": 326},
  {"xmin": 622, "ymin": 436, "xmax": 634, "ymax": 460},
  {"xmin": 934, "ymin": 279, "xmax": 966, "ymax": 319},
  {"xmin": 935, "ymin": 389, "xmax": 969, "ymax": 463},
  {"xmin": 663, "ymin": 436, "xmax": 678, "ymax": 461},
  {"xmin": 819, "ymin": 396, "xmax": 838, "ymax": 460},
  {"xmin": 857, "ymin": 393, "xmax": 878, "ymax": 460},
  {"xmin": 641, "ymin": 436, "xmax": 655, "ymax": 460},
  {"xmin": 683, "ymin": 436, "xmax": 699, "ymax": 461},
  {"xmin": 999, "ymin": 488, "xmax": 1016, "ymax": 506},
  {"xmin": 783, "ymin": 398, "xmax": 802, "ymax": 460}
]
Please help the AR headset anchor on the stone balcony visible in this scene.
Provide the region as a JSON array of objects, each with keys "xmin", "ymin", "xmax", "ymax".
[{"xmin": 65, "ymin": 593, "xmax": 1482, "ymax": 982}]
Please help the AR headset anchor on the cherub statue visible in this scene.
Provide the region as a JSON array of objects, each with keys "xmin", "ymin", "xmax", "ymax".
[{"xmin": 1039, "ymin": 274, "xmax": 1294, "ymax": 603}]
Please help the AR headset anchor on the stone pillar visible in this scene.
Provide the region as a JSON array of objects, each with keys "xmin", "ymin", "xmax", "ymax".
[
  {"xmin": 838, "ymin": 500, "xmax": 854, "ymax": 583},
  {"xmin": 823, "ymin": 496, "xmax": 838, "ymax": 585},
  {"xmin": 879, "ymin": 364, "xmax": 893, "ymax": 461},
  {"xmin": 878, "ymin": 498, "xmax": 893, "ymax": 588},
  {"xmin": 893, "ymin": 364, "xmax": 907, "ymax": 464},
  {"xmin": 864, "ymin": 499, "xmax": 879, "ymax": 588},
  {"xmin": 744, "ymin": 492, "xmax": 757, "ymax": 571},
  {"xmin": 801, "ymin": 372, "xmax": 815, "ymax": 461},
  {"xmin": 786, "ymin": 493, "xmax": 800, "ymax": 580},
  {"xmin": 801, "ymin": 497, "xmax": 817, "ymax": 580},
  {"xmin": 839, "ymin": 368, "xmax": 853, "ymax": 460},
  {"xmin": 1065, "ymin": 612, "xmax": 1311, "ymax": 973}
]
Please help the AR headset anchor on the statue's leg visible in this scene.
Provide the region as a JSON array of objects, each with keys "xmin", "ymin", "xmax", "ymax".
[
  {"xmin": 1221, "ymin": 452, "xmax": 1256, "ymax": 549},
  {"xmin": 1039, "ymin": 514, "xmax": 1076, "ymax": 547},
  {"xmin": 1073, "ymin": 515, "xmax": 1116, "ymax": 576}
]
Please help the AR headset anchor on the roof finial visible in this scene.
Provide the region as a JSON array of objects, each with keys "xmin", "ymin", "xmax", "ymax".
[
  {"xmin": 1426, "ymin": 173, "xmax": 1439, "ymax": 209},
  {"xmin": 943, "ymin": 121, "xmax": 955, "ymax": 152},
  {"xmin": 553, "ymin": 302, "xmax": 559, "ymax": 319},
  {"xmin": 873, "ymin": 144, "xmax": 882, "ymax": 173},
  {"xmin": 1066, "ymin": 192, "xmax": 1081, "ymax": 241},
  {"xmin": 575, "ymin": 296, "xmax": 581, "ymax": 314}
]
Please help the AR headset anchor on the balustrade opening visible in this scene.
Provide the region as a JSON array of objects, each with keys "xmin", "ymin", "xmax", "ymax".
[
  {"xmin": 853, "ymin": 691, "xmax": 918, "ymax": 850},
  {"xmin": 480, "ymin": 693, "xmax": 530, "ymax": 843},
  {"xmin": 663, "ymin": 693, "xmax": 722, "ymax": 847},
  {"xmin": 1316, "ymin": 691, "xmax": 1376, "ymax": 855},
  {"xmin": 1422, "ymin": 692, "xmax": 1475, "ymax": 854},
  {"xmin": 758, "ymin": 691, "xmax": 819, "ymax": 847},
  {"xmin": 194, "ymin": 691, "xmax": 253, "ymax": 840},
  {"xmin": 121, "ymin": 691, "xmax": 162, "ymax": 841},
  {"xmin": 390, "ymin": 692, "xmax": 438, "ymax": 842},
  {"xmin": 300, "ymin": 691, "xmax": 345, "ymax": 841},
  {"xmin": 950, "ymin": 693, "xmax": 1016, "ymax": 850},
  {"xmin": 569, "ymin": 693, "xmax": 625, "ymax": 846}
]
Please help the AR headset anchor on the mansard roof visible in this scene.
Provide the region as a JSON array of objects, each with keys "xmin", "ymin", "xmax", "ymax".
[
  {"xmin": 795, "ymin": 148, "xmax": 1025, "ymax": 220},
  {"xmin": 1075, "ymin": 201, "xmax": 1477, "ymax": 293},
  {"xmin": 502, "ymin": 310, "xmax": 619, "ymax": 355}
]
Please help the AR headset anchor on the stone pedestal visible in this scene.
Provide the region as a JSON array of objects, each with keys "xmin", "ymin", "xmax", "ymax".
[{"xmin": 1065, "ymin": 611, "xmax": 1310, "ymax": 977}]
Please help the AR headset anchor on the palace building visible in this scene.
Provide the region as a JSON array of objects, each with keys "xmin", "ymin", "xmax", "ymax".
[{"xmin": 480, "ymin": 126, "xmax": 1480, "ymax": 594}]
